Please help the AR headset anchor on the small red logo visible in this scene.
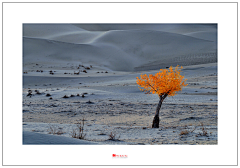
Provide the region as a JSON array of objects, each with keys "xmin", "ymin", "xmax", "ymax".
[{"xmin": 112, "ymin": 154, "xmax": 128, "ymax": 158}]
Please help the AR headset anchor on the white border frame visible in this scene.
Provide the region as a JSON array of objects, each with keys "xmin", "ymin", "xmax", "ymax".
[{"xmin": 2, "ymin": 2, "xmax": 238, "ymax": 166}]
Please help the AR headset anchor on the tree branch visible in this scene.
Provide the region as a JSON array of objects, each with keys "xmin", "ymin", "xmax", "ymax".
[{"xmin": 146, "ymin": 82, "xmax": 158, "ymax": 93}]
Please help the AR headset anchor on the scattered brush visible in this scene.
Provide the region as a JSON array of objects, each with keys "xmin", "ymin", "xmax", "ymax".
[
  {"xmin": 81, "ymin": 93, "xmax": 88, "ymax": 98},
  {"xmin": 46, "ymin": 93, "xmax": 51, "ymax": 97},
  {"xmin": 36, "ymin": 91, "xmax": 41, "ymax": 95},
  {"xmin": 48, "ymin": 124, "xmax": 65, "ymax": 135},
  {"xmin": 26, "ymin": 92, "xmax": 32, "ymax": 97},
  {"xmin": 27, "ymin": 90, "xmax": 32, "ymax": 97},
  {"xmin": 108, "ymin": 132, "xmax": 120, "ymax": 141},
  {"xmin": 86, "ymin": 100, "xmax": 94, "ymax": 104},
  {"xmin": 179, "ymin": 125, "xmax": 196, "ymax": 136},
  {"xmin": 71, "ymin": 118, "xmax": 86, "ymax": 139},
  {"xmin": 62, "ymin": 95, "xmax": 69, "ymax": 98},
  {"xmin": 83, "ymin": 70, "xmax": 87, "ymax": 73},
  {"xmin": 74, "ymin": 71, "xmax": 80, "ymax": 75},
  {"xmin": 179, "ymin": 130, "xmax": 189, "ymax": 136},
  {"xmin": 49, "ymin": 70, "xmax": 54, "ymax": 75},
  {"xmin": 35, "ymin": 90, "xmax": 42, "ymax": 95},
  {"xmin": 196, "ymin": 122, "xmax": 208, "ymax": 137},
  {"xmin": 70, "ymin": 94, "xmax": 75, "ymax": 97}
]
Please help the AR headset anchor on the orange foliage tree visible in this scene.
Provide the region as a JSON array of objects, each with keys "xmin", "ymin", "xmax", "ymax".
[{"xmin": 136, "ymin": 66, "xmax": 187, "ymax": 128}]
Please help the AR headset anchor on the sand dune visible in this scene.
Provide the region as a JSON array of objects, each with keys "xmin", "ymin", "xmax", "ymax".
[
  {"xmin": 23, "ymin": 24, "xmax": 86, "ymax": 37},
  {"xmin": 23, "ymin": 24, "xmax": 217, "ymax": 72},
  {"xmin": 92, "ymin": 29, "xmax": 215, "ymax": 56},
  {"xmin": 23, "ymin": 24, "xmax": 105, "ymax": 44},
  {"xmin": 184, "ymin": 31, "xmax": 217, "ymax": 42},
  {"xmin": 49, "ymin": 31, "xmax": 105, "ymax": 44},
  {"xmin": 72, "ymin": 24, "xmax": 216, "ymax": 34}
]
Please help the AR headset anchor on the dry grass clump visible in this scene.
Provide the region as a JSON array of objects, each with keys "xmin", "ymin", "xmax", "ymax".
[
  {"xmin": 71, "ymin": 119, "xmax": 86, "ymax": 139},
  {"xmin": 27, "ymin": 92, "xmax": 32, "ymax": 97},
  {"xmin": 48, "ymin": 124, "xmax": 65, "ymax": 135},
  {"xmin": 179, "ymin": 125, "xmax": 196, "ymax": 136},
  {"xmin": 86, "ymin": 100, "xmax": 94, "ymax": 104},
  {"xmin": 74, "ymin": 71, "xmax": 80, "ymax": 75},
  {"xmin": 49, "ymin": 70, "xmax": 54, "ymax": 75},
  {"xmin": 46, "ymin": 93, "xmax": 51, "ymax": 97},
  {"xmin": 62, "ymin": 95, "xmax": 69, "ymax": 98},
  {"xmin": 196, "ymin": 122, "xmax": 209, "ymax": 137},
  {"xmin": 179, "ymin": 130, "xmax": 189, "ymax": 135},
  {"xmin": 35, "ymin": 90, "xmax": 42, "ymax": 95},
  {"xmin": 108, "ymin": 132, "xmax": 120, "ymax": 141}
]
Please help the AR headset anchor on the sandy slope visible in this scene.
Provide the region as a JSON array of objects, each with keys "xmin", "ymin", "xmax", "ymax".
[
  {"xmin": 22, "ymin": 24, "xmax": 217, "ymax": 145},
  {"xmin": 23, "ymin": 24, "xmax": 86, "ymax": 37},
  {"xmin": 184, "ymin": 31, "xmax": 217, "ymax": 42},
  {"xmin": 23, "ymin": 131, "xmax": 98, "ymax": 145},
  {"xmin": 72, "ymin": 24, "xmax": 216, "ymax": 33},
  {"xmin": 23, "ymin": 24, "xmax": 217, "ymax": 72}
]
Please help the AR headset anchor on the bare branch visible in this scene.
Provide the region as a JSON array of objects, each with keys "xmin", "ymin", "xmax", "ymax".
[{"xmin": 146, "ymin": 82, "xmax": 158, "ymax": 93}]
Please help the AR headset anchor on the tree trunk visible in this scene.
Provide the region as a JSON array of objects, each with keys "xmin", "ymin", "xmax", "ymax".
[
  {"xmin": 152, "ymin": 98, "xmax": 162, "ymax": 128},
  {"xmin": 152, "ymin": 114, "xmax": 160, "ymax": 128},
  {"xmin": 152, "ymin": 94, "xmax": 167, "ymax": 128}
]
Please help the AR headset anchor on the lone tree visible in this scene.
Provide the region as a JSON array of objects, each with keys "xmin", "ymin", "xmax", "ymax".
[{"xmin": 136, "ymin": 66, "xmax": 187, "ymax": 128}]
